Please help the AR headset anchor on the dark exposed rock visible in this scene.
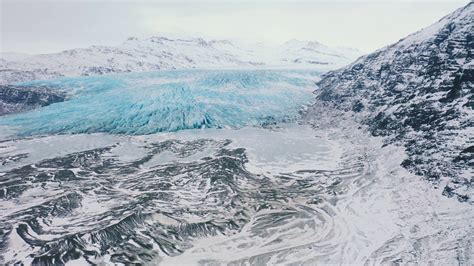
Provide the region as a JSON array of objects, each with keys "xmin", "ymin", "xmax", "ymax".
[
  {"xmin": 306, "ymin": 3, "xmax": 474, "ymax": 201},
  {"xmin": 0, "ymin": 84, "xmax": 67, "ymax": 116}
]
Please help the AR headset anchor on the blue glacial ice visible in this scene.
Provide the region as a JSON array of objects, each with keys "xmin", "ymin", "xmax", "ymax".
[{"xmin": 0, "ymin": 70, "xmax": 320, "ymax": 135}]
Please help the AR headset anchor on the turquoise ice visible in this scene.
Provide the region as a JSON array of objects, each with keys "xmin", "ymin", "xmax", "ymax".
[{"xmin": 0, "ymin": 69, "xmax": 320, "ymax": 135}]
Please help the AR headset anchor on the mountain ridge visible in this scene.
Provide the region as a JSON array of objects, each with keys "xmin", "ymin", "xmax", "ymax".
[
  {"xmin": 0, "ymin": 37, "xmax": 361, "ymax": 84},
  {"xmin": 305, "ymin": 2, "xmax": 473, "ymax": 202}
]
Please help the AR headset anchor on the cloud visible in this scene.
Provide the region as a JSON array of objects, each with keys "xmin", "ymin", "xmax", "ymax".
[{"xmin": 0, "ymin": 0, "xmax": 468, "ymax": 54}]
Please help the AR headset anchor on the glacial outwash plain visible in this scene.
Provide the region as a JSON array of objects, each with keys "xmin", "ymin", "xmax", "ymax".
[{"xmin": 0, "ymin": 2, "xmax": 472, "ymax": 265}]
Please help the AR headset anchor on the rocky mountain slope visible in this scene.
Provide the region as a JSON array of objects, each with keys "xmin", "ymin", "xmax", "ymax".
[
  {"xmin": 305, "ymin": 3, "xmax": 473, "ymax": 202},
  {"xmin": 0, "ymin": 69, "xmax": 62, "ymax": 85},
  {"xmin": 0, "ymin": 38, "xmax": 360, "ymax": 84},
  {"xmin": 0, "ymin": 85, "xmax": 67, "ymax": 115}
]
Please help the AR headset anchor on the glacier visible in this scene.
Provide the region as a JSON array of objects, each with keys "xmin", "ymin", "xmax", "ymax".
[
  {"xmin": 1, "ymin": 3, "xmax": 473, "ymax": 265},
  {"xmin": 0, "ymin": 69, "xmax": 471, "ymax": 265},
  {"xmin": 0, "ymin": 70, "xmax": 320, "ymax": 135}
]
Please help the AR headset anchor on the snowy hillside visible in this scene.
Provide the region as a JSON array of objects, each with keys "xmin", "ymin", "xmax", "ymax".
[
  {"xmin": 305, "ymin": 3, "xmax": 473, "ymax": 201},
  {"xmin": 277, "ymin": 39, "xmax": 361, "ymax": 67},
  {"xmin": 0, "ymin": 37, "xmax": 361, "ymax": 83},
  {"xmin": 0, "ymin": 52, "xmax": 32, "ymax": 62}
]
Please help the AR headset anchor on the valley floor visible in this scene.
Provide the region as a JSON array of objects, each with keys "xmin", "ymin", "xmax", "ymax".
[{"xmin": 0, "ymin": 121, "xmax": 472, "ymax": 265}]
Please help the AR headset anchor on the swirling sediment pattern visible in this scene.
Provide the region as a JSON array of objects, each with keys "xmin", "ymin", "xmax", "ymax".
[{"xmin": 1, "ymin": 125, "xmax": 472, "ymax": 265}]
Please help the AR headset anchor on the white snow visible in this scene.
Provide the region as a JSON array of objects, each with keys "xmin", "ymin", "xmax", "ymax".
[
  {"xmin": 0, "ymin": 37, "xmax": 362, "ymax": 83},
  {"xmin": 1, "ymin": 122, "xmax": 472, "ymax": 265}
]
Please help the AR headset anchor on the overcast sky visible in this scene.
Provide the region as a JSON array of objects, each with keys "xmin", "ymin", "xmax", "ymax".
[{"xmin": 0, "ymin": 0, "xmax": 470, "ymax": 54}]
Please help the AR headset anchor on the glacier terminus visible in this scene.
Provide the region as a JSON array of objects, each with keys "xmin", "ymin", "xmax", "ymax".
[{"xmin": 0, "ymin": 2, "xmax": 473, "ymax": 265}]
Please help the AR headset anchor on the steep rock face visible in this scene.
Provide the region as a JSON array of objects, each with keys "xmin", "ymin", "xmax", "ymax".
[
  {"xmin": 0, "ymin": 85, "xmax": 67, "ymax": 115},
  {"xmin": 307, "ymin": 3, "xmax": 473, "ymax": 201}
]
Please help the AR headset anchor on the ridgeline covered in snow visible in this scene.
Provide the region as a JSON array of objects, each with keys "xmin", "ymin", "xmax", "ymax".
[{"xmin": 305, "ymin": 3, "xmax": 473, "ymax": 202}]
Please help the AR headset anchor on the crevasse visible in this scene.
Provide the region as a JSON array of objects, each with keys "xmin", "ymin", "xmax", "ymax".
[{"xmin": 0, "ymin": 69, "xmax": 320, "ymax": 135}]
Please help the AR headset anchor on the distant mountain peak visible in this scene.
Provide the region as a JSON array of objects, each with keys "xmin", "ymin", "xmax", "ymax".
[
  {"xmin": 0, "ymin": 35, "xmax": 362, "ymax": 84},
  {"xmin": 362, "ymin": 1, "xmax": 472, "ymax": 58}
]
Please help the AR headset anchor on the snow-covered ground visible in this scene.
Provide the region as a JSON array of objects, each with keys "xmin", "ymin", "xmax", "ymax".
[
  {"xmin": 0, "ymin": 122, "xmax": 471, "ymax": 265},
  {"xmin": 163, "ymin": 124, "xmax": 473, "ymax": 265},
  {"xmin": 0, "ymin": 3, "xmax": 472, "ymax": 261}
]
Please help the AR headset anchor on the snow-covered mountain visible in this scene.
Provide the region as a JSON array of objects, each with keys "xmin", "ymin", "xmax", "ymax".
[
  {"xmin": 277, "ymin": 39, "xmax": 361, "ymax": 67},
  {"xmin": 0, "ymin": 37, "xmax": 361, "ymax": 83},
  {"xmin": 305, "ymin": 3, "xmax": 473, "ymax": 201}
]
